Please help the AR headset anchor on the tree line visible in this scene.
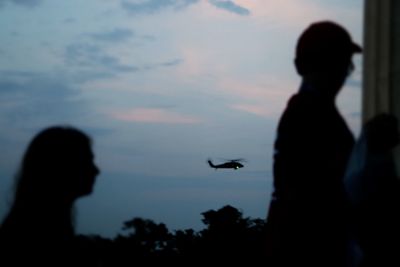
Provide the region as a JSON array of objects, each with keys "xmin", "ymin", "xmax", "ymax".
[{"xmin": 75, "ymin": 205, "xmax": 267, "ymax": 265}]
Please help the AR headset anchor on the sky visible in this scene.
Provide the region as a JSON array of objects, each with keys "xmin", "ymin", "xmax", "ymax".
[{"xmin": 0, "ymin": 0, "xmax": 364, "ymax": 238}]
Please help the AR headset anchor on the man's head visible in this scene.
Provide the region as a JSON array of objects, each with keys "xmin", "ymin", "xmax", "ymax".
[{"xmin": 295, "ymin": 21, "xmax": 362, "ymax": 77}]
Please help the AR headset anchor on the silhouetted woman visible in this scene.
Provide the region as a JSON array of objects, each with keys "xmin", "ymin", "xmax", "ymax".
[
  {"xmin": 0, "ymin": 126, "xmax": 100, "ymax": 265},
  {"xmin": 345, "ymin": 114, "xmax": 400, "ymax": 267}
]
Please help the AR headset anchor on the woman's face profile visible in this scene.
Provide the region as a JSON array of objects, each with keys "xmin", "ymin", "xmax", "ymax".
[{"xmin": 72, "ymin": 145, "xmax": 100, "ymax": 198}]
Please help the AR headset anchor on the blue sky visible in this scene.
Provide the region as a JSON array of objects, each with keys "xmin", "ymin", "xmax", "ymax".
[{"xmin": 0, "ymin": 0, "xmax": 363, "ymax": 237}]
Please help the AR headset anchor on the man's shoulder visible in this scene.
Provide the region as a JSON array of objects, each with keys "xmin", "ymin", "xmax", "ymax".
[
  {"xmin": 280, "ymin": 93, "xmax": 317, "ymax": 120},
  {"xmin": 288, "ymin": 91, "xmax": 323, "ymax": 107},
  {"xmin": 277, "ymin": 92, "xmax": 331, "ymax": 135}
]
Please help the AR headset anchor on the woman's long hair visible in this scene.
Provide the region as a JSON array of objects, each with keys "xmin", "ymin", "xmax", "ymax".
[{"xmin": 1, "ymin": 126, "xmax": 96, "ymax": 243}]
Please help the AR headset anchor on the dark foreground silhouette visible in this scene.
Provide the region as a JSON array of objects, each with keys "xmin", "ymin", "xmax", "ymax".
[
  {"xmin": 266, "ymin": 21, "xmax": 362, "ymax": 267},
  {"xmin": 0, "ymin": 126, "xmax": 100, "ymax": 266},
  {"xmin": 1, "ymin": 204, "xmax": 266, "ymax": 266},
  {"xmin": 345, "ymin": 114, "xmax": 400, "ymax": 267},
  {"xmin": 100, "ymin": 205, "xmax": 266, "ymax": 265}
]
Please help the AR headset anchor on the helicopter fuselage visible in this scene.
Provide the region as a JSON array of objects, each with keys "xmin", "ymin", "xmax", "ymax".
[{"xmin": 208, "ymin": 160, "xmax": 243, "ymax": 170}]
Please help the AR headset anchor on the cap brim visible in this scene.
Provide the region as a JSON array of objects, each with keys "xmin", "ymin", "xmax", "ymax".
[{"xmin": 351, "ymin": 42, "xmax": 362, "ymax": 53}]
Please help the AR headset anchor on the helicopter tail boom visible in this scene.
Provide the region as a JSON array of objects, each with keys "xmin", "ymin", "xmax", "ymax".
[{"xmin": 207, "ymin": 160, "xmax": 217, "ymax": 169}]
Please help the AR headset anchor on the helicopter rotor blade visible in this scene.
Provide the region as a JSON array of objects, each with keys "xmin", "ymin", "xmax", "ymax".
[
  {"xmin": 215, "ymin": 157, "xmax": 247, "ymax": 163},
  {"xmin": 229, "ymin": 158, "xmax": 247, "ymax": 162}
]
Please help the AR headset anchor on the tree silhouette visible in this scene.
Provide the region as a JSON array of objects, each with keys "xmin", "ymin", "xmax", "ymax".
[
  {"xmin": 98, "ymin": 205, "xmax": 267, "ymax": 265},
  {"xmin": 122, "ymin": 218, "xmax": 171, "ymax": 253},
  {"xmin": 198, "ymin": 205, "xmax": 266, "ymax": 263},
  {"xmin": 110, "ymin": 217, "xmax": 176, "ymax": 265},
  {"xmin": 1, "ymin": 205, "xmax": 266, "ymax": 266}
]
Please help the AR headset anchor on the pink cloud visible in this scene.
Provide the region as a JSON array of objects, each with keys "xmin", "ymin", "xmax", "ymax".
[
  {"xmin": 111, "ymin": 108, "xmax": 202, "ymax": 124},
  {"xmin": 194, "ymin": 0, "xmax": 338, "ymax": 28},
  {"xmin": 217, "ymin": 76, "xmax": 296, "ymax": 118},
  {"xmin": 218, "ymin": 76, "xmax": 295, "ymax": 101},
  {"xmin": 234, "ymin": 0, "xmax": 339, "ymax": 26},
  {"xmin": 231, "ymin": 104, "xmax": 279, "ymax": 118}
]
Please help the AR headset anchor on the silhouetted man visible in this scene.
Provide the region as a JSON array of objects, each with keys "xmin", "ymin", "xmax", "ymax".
[{"xmin": 266, "ymin": 21, "xmax": 362, "ymax": 267}]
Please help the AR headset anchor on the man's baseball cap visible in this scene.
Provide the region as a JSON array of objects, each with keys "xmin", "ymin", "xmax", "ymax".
[{"xmin": 296, "ymin": 21, "xmax": 362, "ymax": 62}]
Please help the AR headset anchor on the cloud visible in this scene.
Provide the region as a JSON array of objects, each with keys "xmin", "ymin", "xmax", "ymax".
[
  {"xmin": 0, "ymin": 71, "xmax": 87, "ymax": 128},
  {"xmin": 160, "ymin": 58, "xmax": 183, "ymax": 67},
  {"xmin": 218, "ymin": 77, "xmax": 294, "ymax": 101},
  {"xmin": 232, "ymin": 0, "xmax": 362, "ymax": 30},
  {"xmin": 121, "ymin": 0, "xmax": 199, "ymax": 15},
  {"xmin": 111, "ymin": 108, "xmax": 202, "ymax": 124},
  {"xmin": 120, "ymin": 0, "xmax": 249, "ymax": 16},
  {"xmin": 231, "ymin": 104, "xmax": 275, "ymax": 118},
  {"xmin": 64, "ymin": 42, "xmax": 181, "ymax": 76},
  {"xmin": 65, "ymin": 43, "xmax": 139, "ymax": 73},
  {"xmin": 0, "ymin": 0, "xmax": 42, "ymax": 8},
  {"xmin": 87, "ymin": 28, "xmax": 135, "ymax": 43},
  {"xmin": 63, "ymin": 18, "xmax": 76, "ymax": 24},
  {"xmin": 214, "ymin": 76, "xmax": 297, "ymax": 118},
  {"xmin": 208, "ymin": 0, "xmax": 250, "ymax": 16},
  {"xmin": 141, "ymin": 58, "xmax": 183, "ymax": 71}
]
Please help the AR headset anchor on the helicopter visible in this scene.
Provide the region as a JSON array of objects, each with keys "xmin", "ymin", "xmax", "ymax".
[{"xmin": 207, "ymin": 158, "xmax": 245, "ymax": 170}]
